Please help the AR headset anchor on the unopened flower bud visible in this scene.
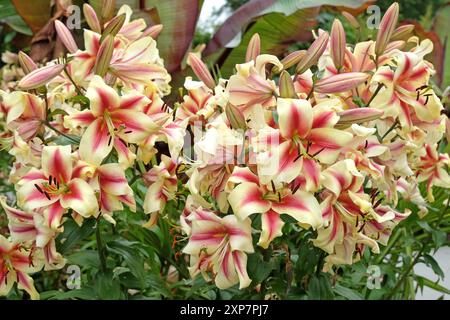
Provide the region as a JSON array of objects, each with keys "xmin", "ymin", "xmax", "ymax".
[
  {"xmin": 18, "ymin": 64, "xmax": 65, "ymax": 90},
  {"xmin": 296, "ymin": 32, "xmax": 329, "ymax": 74},
  {"xmin": 54, "ymin": 20, "xmax": 78, "ymax": 54},
  {"xmin": 336, "ymin": 108, "xmax": 384, "ymax": 129},
  {"xmin": 375, "ymin": 2, "xmax": 399, "ymax": 57},
  {"xmin": 18, "ymin": 51, "xmax": 37, "ymax": 74},
  {"xmin": 141, "ymin": 24, "xmax": 163, "ymax": 39},
  {"xmin": 102, "ymin": 0, "xmax": 115, "ymax": 20},
  {"xmin": 187, "ymin": 53, "xmax": 215, "ymax": 90},
  {"xmin": 279, "ymin": 71, "xmax": 296, "ymax": 99},
  {"xmin": 245, "ymin": 33, "xmax": 260, "ymax": 63},
  {"xmin": 225, "ymin": 103, "xmax": 247, "ymax": 131},
  {"xmin": 342, "ymin": 11, "xmax": 360, "ymax": 30},
  {"xmin": 391, "ymin": 24, "xmax": 414, "ymax": 41},
  {"xmin": 272, "ymin": 50, "xmax": 306, "ymax": 74},
  {"xmin": 83, "ymin": 3, "xmax": 102, "ymax": 33},
  {"xmin": 100, "ymin": 13, "xmax": 126, "ymax": 43},
  {"xmin": 314, "ymin": 72, "xmax": 369, "ymax": 94},
  {"xmin": 94, "ymin": 35, "xmax": 114, "ymax": 77},
  {"xmin": 330, "ymin": 19, "xmax": 346, "ymax": 70}
]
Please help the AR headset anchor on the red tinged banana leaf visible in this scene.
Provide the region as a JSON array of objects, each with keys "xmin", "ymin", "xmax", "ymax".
[
  {"xmin": 211, "ymin": 0, "xmax": 371, "ymax": 78},
  {"xmin": 143, "ymin": 0, "xmax": 203, "ymax": 73},
  {"xmin": 11, "ymin": 0, "xmax": 51, "ymax": 34}
]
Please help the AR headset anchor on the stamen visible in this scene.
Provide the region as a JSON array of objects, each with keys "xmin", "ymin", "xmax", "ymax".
[
  {"xmin": 124, "ymin": 130, "xmax": 132, "ymax": 134},
  {"xmin": 108, "ymin": 136, "xmax": 112, "ymax": 146},
  {"xmin": 43, "ymin": 192, "xmax": 51, "ymax": 200},
  {"xmin": 34, "ymin": 184, "xmax": 43, "ymax": 194},
  {"xmin": 48, "ymin": 175, "xmax": 52, "ymax": 185},
  {"xmin": 364, "ymin": 140, "xmax": 368, "ymax": 149},
  {"xmin": 278, "ymin": 192, "xmax": 281, "ymax": 202},
  {"xmin": 311, "ymin": 147, "xmax": 325, "ymax": 158},
  {"xmin": 271, "ymin": 180, "xmax": 276, "ymax": 193}
]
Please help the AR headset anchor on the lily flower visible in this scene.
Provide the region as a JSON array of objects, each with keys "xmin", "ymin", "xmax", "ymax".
[
  {"xmin": 227, "ymin": 166, "xmax": 322, "ymax": 248},
  {"xmin": 182, "ymin": 207, "xmax": 254, "ymax": 290},
  {"xmin": 17, "ymin": 145, "xmax": 99, "ymax": 229},
  {"xmin": 226, "ymin": 54, "xmax": 283, "ymax": 108},
  {"xmin": 0, "ymin": 235, "xmax": 42, "ymax": 299},
  {"xmin": 64, "ymin": 75, "xmax": 157, "ymax": 168}
]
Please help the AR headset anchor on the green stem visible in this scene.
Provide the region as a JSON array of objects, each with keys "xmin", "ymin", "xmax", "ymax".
[
  {"xmin": 375, "ymin": 227, "xmax": 402, "ymax": 264},
  {"xmin": 379, "ymin": 119, "xmax": 399, "ymax": 142},
  {"xmin": 96, "ymin": 219, "xmax": 107, "ymax": 272},
  {"xmin": 366, "ymin": 83, "xmax": 384, "ymax": 107},
  {"xmin": 64, "ymin": 66, "xmax": 83, "ymax": 96},
  {"xmin": 43, "ymin": 121, "xmax": 79, "ymax": 144},
  {"xmin": 386, "ymin": 244, "xmax": 426, "ymax": 299}
]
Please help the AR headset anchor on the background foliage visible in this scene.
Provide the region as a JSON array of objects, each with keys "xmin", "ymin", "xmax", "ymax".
[{"xmin": 0, "ymin": 0, "xmax": 449, "ymax": 300}]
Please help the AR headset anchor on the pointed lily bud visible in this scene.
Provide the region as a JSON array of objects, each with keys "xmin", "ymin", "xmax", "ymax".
[
  {"xmin": 225, "ymin": 103, "xmax": 247, "ymax": 130},
  {"xmin": 336, "ymin": 108, "xmax": 384, "ymax": 129},
  {"xmin": 342, "ymin": 11, "xmax": 360, "ymax": 30},
  {"xmin": 187, "ymin": 53, "xmax": 215, "ymax": 90},
  {"xmin": 375, "ymin": 2, "xmax": 399, "ymax": 57},
  {"xmin": 94, "ymin": 35, "xmax": 114, "ymax": 77},
  {"xmin": 18, "ymin": 51, "xmax": 37, "ymax": 74},
  {"xmin": 102, "ymin": 0, "xmax": 115, "ymax": 20},
  {"xmin": 83, "ymin": 3, "xmax": 102, "ymax": 33},
  {"xmin": 245, "ymin": 33, "xmax": 260, "ymax": 62},
  {"xmin": 330, "ymin": 19, "xmax": 346, "ymax": 70},
  {"xmin": 18, "ymin": 64, "xmax": 65, "ymax": 90},
  {"xmin": 314, "ymin": 72, "xmax": 369, "ymax": 94},
  {"xmin": 141, "ymin": 24, "xmax": 163, "ymax": 39},
  {"xmin": 296, "ymin": 32, "xmax": 329, "ymax": 74},
  {"xmin": 54, "ymin": 20, "xmax": 78, "ymax": 54},
  {"xmin": 100, "ymin": 13, "xmax": 126, "ymax": 43},
  {"xmin": 272, "ymin": 50, "xmax": 306, "ymax": 74},
  {"xmin": 391, "ymin": 24, "xmax": 414, "ymax": 41},
  {"xmin": 279, "ymin": 71, "xmax": 296, "ymax": 99}
]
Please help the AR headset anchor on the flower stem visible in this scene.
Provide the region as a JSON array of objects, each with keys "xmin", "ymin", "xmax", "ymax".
[
  {"xmin": 63, "ymin": 66, "xmax": 84, "ymax": 96},
  {"xmin": 366, "ymin": 83, "xmax": 384, "ymax": 107},
  {"xmin": 96, "ymin": 219, "xmax": 107, "ymax": 272},
  {"xmin": 43, "ymin": 121, "xmax": 79, "ymax": 144}
]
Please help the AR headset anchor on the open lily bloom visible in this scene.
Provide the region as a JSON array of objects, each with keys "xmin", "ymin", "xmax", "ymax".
[
  {"xmin": 0, "ymin": 197, "xmax": 65, "ymax": 269},
  {"xmin": 3, "ymin": 92, "xmax": 45, "ymax": 141},
  {"xmin": 371, "ymin": 51, "xmax": 442, "ymax": 128},
  {"xmin": 226, "ymin": 54, "xmax": 282, "ymax": 109},
  {"xmin": 17, "ymin": 145, "xmax": 98, "ymax": 228},
  {"xmin": 65, "ymin": 76, "xmax": 158, "ymax": 168},
  {"xmin": 182, "ymin": 207, "xmax": 253, "ymax": 289},
  {"xmin": 0, "ymin": 235, "xmax": 42, "ymax": 300},
  {"xmin": 228, "ymin": 166, "xmax": 322, "ymax": 248},
  {"xmin": 256, "ymin": 98, "xmax": 352, "ymax": 185}
]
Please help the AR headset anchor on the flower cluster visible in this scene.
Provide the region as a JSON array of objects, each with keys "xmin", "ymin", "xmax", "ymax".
[{"xmin": 0, "ymin": 2, "xmax": 448, "ymax": 297}]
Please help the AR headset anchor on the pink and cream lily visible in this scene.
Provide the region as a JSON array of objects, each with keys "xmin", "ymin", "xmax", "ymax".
[
  {"xmin": 142, "ymin": 155, "xmax": 178, "ymax": 227},
  {"xmin": 0, "ymin": 197, "xmax": 65, "ymax": 270},
  {"xmin": 16, "ymin": 145, "xmax": 99, "ymax": 229},
  {"xmin": 226, "ymin": 55, "xmax": 283, "ymax": 109},
  {"xmin": 371, "ymin": 51, "xmax": 442, "ymax": 128},
  {"xmin": 227, "ymin": 166, "xmax": 322, "ymax": 248},
  {"xmin": 416, "ymin": 144, "xmax": 450, "ymax": 202},
  {"xmin": 182, "ymin": 207, "xmax": 254, "ymax": 290},
  {"xmin": 0, "ymin": 235, "xmax": 43, "ymax": 299},
  {"xmin": 64, "ymin": 76, "xmax": 158, "ymax": 168},
  {"xmin": 2, "ymin": 91, "xmax": 45, "ymax": 141},
  {"xmin": 256, "ymin": 98, "xmax": 353, "ymax": 185}
]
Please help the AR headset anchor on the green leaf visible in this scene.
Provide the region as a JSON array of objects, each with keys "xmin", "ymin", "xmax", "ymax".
[
  {"xmin": 415, "ymin": 275, "xmax": 450, "ymax": 295},
  {"xmin": 45, "ymin": 287, "xmax": 98, "ymax": 300},
  {"xmin": 107, "ymin": 239, "xmax": 147, "ymax": 285},
  {"xmin": 333, "ymin": 284, "xmax": 363, "ymax": 300},
  {"xmin": 422, "ymin": 254, "xmax": 445, "ymax": 279},
  {"xmin": 67, "ymin": 250, "xmax": 100, "ymax": 269},
  {"xmin": 57, "ymin": 218, "xmax": 96, "ymax": 254},
  {"xmin": 95, "ymin": 272, "xmax": 123, "ymax": 300},
  {"xmin": 307, "ymin": 274, "xmax": 334, "ymax": 300}
]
